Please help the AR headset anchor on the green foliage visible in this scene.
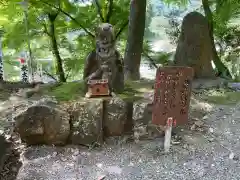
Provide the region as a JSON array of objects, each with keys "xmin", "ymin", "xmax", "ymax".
[
  {"xmin": 142, "ymin": 40, "xmax": 174, "ymax": 67},
  {"xmin": 1, "ymin": 0, "xmax": 239, "ymax": 82},
  {"xmin": 162, "ymin": 0, "xmax": 190, "ymax": 7},
  {"xmin": 210, "ymin": 0, "xmax": 240, "ymax": 80},
  {"xmin": 202, "ymin": 89, "xmax": 240, "ymax": 105},
  {"xmin": 161, "ymin": 0, "xmax": 240, "ymax": 78},
  {"xmin": 145, "ymin": 2, "xmax": 155, "ymax": 39},
  {"xmin": 43, "ymin": 81, "xmax": 85, "ymax": 101},
  {"xmin": 42, "ymin": 80, "xmax": 153, "ymax": 102},
  {"xmin": 0, "ymin": 0, "xmax": 130, "ymax": 81}
]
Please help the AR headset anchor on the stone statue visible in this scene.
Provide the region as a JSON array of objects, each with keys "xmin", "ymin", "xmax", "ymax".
[{"xmin": 83, "ymin": 23, "xmax": 124, "ymax": 97}]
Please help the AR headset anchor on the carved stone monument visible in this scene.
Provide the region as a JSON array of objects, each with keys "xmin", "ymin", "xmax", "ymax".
[
  {"xmin": 83, "ymin": 23, "xmax": 124, "ymax": 97},
  {"xmin": 174, "ymin": 12, "xmax": 215, "ymax": 78}
]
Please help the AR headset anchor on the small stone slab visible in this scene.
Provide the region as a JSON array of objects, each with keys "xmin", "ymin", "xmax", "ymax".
[
  {"xmin": 68, "ymin": 98, "xmax": 104, "ymax": 146},
  {"xmin": 103, "ymin": 97, "xmax": 130, "ymax": 136}
]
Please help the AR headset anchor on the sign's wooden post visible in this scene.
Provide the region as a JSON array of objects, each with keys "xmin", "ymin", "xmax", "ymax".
[
  {"xmin": 164, "ymin": 117, "xmax": 173, "ymax": 153},
  {"xmin": 152, "ymin": 66, "xmax": 194, "ymax": 153}
]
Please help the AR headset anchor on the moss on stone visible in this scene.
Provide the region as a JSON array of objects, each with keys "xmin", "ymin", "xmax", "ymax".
[
  {"xmin": 43, "ymin": 80, "xmax": 154, "ymax": 102},
  {"xmin": 44, "ymin": 81, "xmax": 85, "ymax": 102},
  {"xmin": 201, "ymin": 89, "xmax": 240, "ymax": 105}
]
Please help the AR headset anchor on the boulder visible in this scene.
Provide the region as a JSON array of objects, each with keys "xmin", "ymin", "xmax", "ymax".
[
  {"xmin": 14, "ymin": 102, "xmax": 70, "ymax": 145},
  {"xmin": 132, "ymin": 93, "xmax": 164, "ymax": 141},
  {"xmin": 67, "ymin": 98, "xmax": 103, "ymax": 146},
  {"xmin": 174, "ymin": 11, "xmax": 215, "ymax": 78},
  {"xmin": 104, "ymin": 97, "xmax": 133, "ymax": 136}
]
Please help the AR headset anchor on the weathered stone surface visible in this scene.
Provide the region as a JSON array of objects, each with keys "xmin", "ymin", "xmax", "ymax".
[
  {"xmin": 174, "ymin": 11, "xmax": 215, "ymax": 78},
  {"xmin": 228, "ymin": 82, "xmax": 240, "ymax": 91},
  {"xmin": 83, "ymin": 23, "xmax": 124, "ymax": 94},
  {"xmin": 14, "ymin": 102, "xmax": 70, "ymax": 145},
  {"xmin": 192, "ymin": 78, "xmax": 227, "ymax": 89},
  {"xmin": 0, "ymin": 135, "xmax": 11, "ymax": 172},
  {"xmin": 104, "ymin": 97, "xmax": 131, "ymax": 136},
  {"xmin": 67, "ymin": 98, "xmax": 103, "ymax": 146},
  {"xmin": 133, "ymin": 93, "xmax": 164, "ymax": 141}
]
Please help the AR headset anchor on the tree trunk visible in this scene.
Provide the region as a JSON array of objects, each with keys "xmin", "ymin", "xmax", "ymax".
[
  {"xmin": 202, "ymin": 0, "xmax": 232, "ymax": 78},
  {"xmin": 123, "ymin": 0, "xmax": 146, "ymax": 81},
  {"xmin": 48, "ymin": 14, "xmax": 66, "ymax": 82}
]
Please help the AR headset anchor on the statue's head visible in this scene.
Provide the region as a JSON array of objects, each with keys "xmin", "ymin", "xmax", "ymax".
[{"xmin": 95, "ymin": 23, "xmax": 115, "ymax": 45}]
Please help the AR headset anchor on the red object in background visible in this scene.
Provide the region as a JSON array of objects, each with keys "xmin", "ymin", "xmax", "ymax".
[
  {"xmin": 87, "ymin": 79, "xmax": 110, "ymax": 97},
  {"xmin": 152, "ymin": 66, "xmax": 194, "ymax": 126},
  {"xmin": 19, "ymin": 58, "xmax": 25, "ymax": 64}
]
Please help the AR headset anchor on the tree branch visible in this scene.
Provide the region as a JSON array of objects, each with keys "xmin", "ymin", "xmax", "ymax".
[
  {"xmin": 31, "ymin": 0, "xmax": 95, "ymax": 38},
  {"xmin": 42, "ymin": 69, "xmax": 57, "ymax": 81},
  {"xmin": 115, "ymin": 19, "xmax": 129, "ymax": 39},
  {"xmin": 42, "ymin": 20, "xmax": 50, "ymax": 36},
  {"xmin": 94, "ymin": 0, "xmax": 104, "ymax": 22},
  {"xmin": 106, "ymin": 0, "xmax": 114, "ymax": 23},
  {"xmin": 48, "ymin": 12, "xmax": 58, "ymax": 22},
  {"xmin": 142, "ymin": 51, "xmax": 158, "ymax": 69}
]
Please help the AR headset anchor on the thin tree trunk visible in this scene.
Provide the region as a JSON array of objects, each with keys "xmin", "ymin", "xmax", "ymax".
[
  {"xmin": 48, "ymin": 14, "xmax": 66, "ymax": 82},
  {"xmin": 123, "ymin": 0, "xmax": 147, "ymax": 81},
  {"xmin": 0, "ymin": 35, "xmax": 3, "ymax": 81},
  {"xmin": 202, "ymin": 0, "xmax": 232, "ymax": 78}
]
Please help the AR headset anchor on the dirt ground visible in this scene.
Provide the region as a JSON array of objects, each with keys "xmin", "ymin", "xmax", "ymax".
[
  {"xmin": 14, "ymin": 103, "xmax": 240, "ymax": 180},
  {"xmin": 16, "ymin": 100, "xmax": 240, "ymax": 179},
  {"xmin": 1, "ymin": 81, "xmax": 240, "ymax": 180}
]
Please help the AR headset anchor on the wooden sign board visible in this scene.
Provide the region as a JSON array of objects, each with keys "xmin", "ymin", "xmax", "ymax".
[
  {"xmin": 152, "ymin": 66, "xmax": 194, "ymax": 126},
  {"xmin": 87, "ymin": 79, "xmax": 110, "ymax": 97}
]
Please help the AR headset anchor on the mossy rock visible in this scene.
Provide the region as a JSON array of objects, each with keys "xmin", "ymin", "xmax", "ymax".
[
  {"xmin": 201, "ymin": 89, "xmax": 240, "ymax": 105},
  {"xmin": 42, "ymin": 81, "xmax": 85, "ymax": 102}
]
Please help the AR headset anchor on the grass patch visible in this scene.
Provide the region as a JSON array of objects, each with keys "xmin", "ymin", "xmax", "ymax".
[
  {"xmin": 43, "ymin": 81, "xmax": 85, "ymax": 102},
  {"xmin": 203, "ymin": 89, "xmax": 240, "ymax": 105},
  {"xmin": 118, "ymin": 80, "xmax": 154, "ymax": 101},
  {"xmin": 42, "ymin": 80, "xmax": 154, "ymax": 102}
]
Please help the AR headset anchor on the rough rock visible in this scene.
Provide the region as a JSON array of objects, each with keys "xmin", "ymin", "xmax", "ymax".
[
  {"xmin": 174, "ymin": 11, "xmax": 215, "ymax": 78},
  {"xmin": 132, "ymin": 93, "xmax": 164, "ymax": 141},
  {"xmin": 67, "ymin": 98, "xmax": 103, "ymax": 146},
  {"xmin": 0, "ymin": 135, "xmax": 11, "ymax": 172},
  {"xmin": 14, "ymin": 102, "xmax": 70, "ymax": 145},
  {"xmin": 189, "ymin": 96, "xmax": 213, "ymax": 120},
  {"xmin": 228, "ymin": 82, "xmax": 240, "ymax": 91},
  {"xmin": 192, "ymin": 78, "xmax": 227, "ymax": 89},
  {"xmin": 104, "ymin": 97, "xmax": 132, "ymax": 136}
]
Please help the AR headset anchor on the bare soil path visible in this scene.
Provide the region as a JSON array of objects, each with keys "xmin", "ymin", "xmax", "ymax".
[{"xmin": 15, "ymin": 103, "xmax": 240, "ymax": 180}]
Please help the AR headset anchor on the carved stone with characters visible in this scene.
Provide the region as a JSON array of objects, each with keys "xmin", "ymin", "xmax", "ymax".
[{"xmin": 152, "ymin": 66, "xmax": 194, "ymax": 126}]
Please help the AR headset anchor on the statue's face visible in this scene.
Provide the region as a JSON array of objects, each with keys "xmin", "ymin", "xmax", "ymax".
[{"xmin": 96, "ymin": 23, "xmax": 115, "ymax": 45}]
